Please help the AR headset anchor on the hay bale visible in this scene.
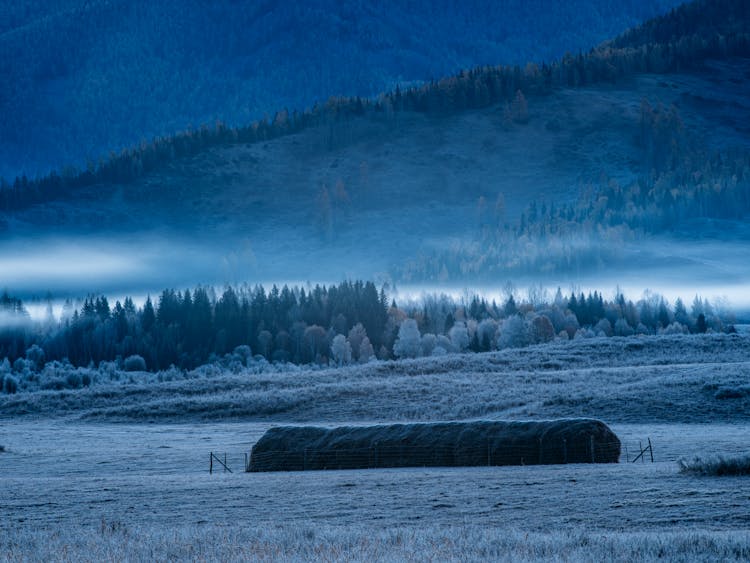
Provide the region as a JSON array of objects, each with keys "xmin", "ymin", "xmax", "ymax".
[{"xmin": 249, "ymin": 418, "xmax": 620, "ymax": 472}]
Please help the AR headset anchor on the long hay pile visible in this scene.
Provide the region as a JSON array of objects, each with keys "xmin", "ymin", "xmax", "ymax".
[{"xmin": 249, "ymin": 419, "xmax": 620, "ymax": 472}]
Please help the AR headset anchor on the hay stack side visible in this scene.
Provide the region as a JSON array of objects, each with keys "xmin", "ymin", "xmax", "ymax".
[{"xmin": 249, "ymin": 419, "xmax": 620, "ymax": 472}]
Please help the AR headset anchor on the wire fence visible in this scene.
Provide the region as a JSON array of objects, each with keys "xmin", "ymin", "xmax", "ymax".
[{"xmin": 208, "ymin": 437, "xmax": 656, "ymax": 473}]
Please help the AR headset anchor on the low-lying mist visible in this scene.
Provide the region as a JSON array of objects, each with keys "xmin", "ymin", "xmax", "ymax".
[{"xmin": 5, "ymin": 232, "xmax": 750, "ymax": 319}]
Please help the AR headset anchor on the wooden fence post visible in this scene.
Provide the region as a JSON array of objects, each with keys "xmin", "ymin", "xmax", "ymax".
[
  {"xmin": 210, "ymin": 451, "xmax": 213, "ymax": 474},
  {"xmin": 648, "ymin": 438, "xmax": 654, "ymax": 463}
]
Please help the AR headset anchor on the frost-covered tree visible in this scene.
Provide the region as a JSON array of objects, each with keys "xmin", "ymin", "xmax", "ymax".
[
  {"xmin": 421, "ymin": 333, "xmax": 437, "ymax": 357},
  {"xmin": 660, "ymin": 322, "xmax": 688, "ymax": 335},
  {"xmin": 330, "ymin": 334, "xmax": 352, "ymax": 367},
  {"xmin": 393, "ymin": 319, "xmax": 422, "ymax": 359},
  {"xmin": 498, "ymin": 315, "xmax": 528, "ymax": 348},
  {"xmin": 594, "ymin": 318, "xmax": 613, "ymax": 337},
  {"xmin": 530, "ymin": 315, "xmax": 555, "ymax": 343},
  {"xmin": 358, "ymin": 337, "xmax": 374, "ymax": 363},
  {"xmin": 614, "ymin": 318, "xmax": 634, "ymax": 336},
  {"xmin": 476, "ymin": 319, "xmax": 498, "ymax": 351},
  {"xmin": 347, "ymin": 323, "xmax": 368, "ymax": 362},
  {"xmin": 449, "ymin": 321, "xmax": 469, "ymax": 352}
]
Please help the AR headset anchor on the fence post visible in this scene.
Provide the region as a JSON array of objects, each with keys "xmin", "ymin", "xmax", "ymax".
[
  {"xmin": 210, "ymin": 451, "xmax": 213, "ymax": 474},
  {"xmin": 590, "ymin": 435, "xmax": 595, "ymax": 463},
  {"xmin": 648, "ymin": 438, "xmax": 654, "ymax": 463}
]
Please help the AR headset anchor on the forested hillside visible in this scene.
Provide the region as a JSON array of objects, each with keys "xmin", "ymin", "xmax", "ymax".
[
  {"xmin": 0, "ymin": 0, "xmax": 684, "ymax": 179},
  {"xmin": 1, "ymin": 0, "xmax": 749, "ymax": 303}
]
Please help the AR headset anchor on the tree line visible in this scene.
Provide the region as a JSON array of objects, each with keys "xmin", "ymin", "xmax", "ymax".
[{"xmin": 0, "ymin": 281, "xmax": 736, "ymax": 392}]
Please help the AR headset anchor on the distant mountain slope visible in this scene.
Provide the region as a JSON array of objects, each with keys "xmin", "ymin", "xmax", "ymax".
[
  {"xmin": 1, "ymin": 0, "xmax": 749, "ymax": 301},
  {"xmin": 3, "ymin": 59, "xmax": 749, "ymax": 295},
  {"xmin": 0, "ymin": 0, "xmax": 685, "ymax": 179}
]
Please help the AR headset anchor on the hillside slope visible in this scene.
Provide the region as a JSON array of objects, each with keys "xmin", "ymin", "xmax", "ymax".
[
  {"xmin": 2, "ymin": 58, "xmax": 749, "ymax": 295},
  {"xmin": 0, "ymin": 0, "xmax": 684, "ymax": 179},
  {"xmin": 2, "ymin": 334, "xmax": 748, "ymax": 422}
]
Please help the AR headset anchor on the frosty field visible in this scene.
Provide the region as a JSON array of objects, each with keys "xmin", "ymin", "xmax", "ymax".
[{"xmin": 1, "ymin": 335, "xmax": 749, "ymax": 561}]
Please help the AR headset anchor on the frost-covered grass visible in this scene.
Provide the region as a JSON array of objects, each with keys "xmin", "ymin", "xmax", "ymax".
[
  {"xmin": 3, "ymin": 522, "xmax": 749, "ymax": 563},
  {"xmin": 679, "ymin": 455, "xmax": 750, "ymax": 477},
  {"xmin": 3, "ymin": 334, "xmax": 749, "ymax": 561},
  {"xmin": 1, "ymin": 334, "xmax": 748, "ymax": 423}
]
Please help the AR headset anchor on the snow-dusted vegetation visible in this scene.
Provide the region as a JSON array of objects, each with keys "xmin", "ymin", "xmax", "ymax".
[
  {"xmin": 2, "ymin": 418, "xmax": 749, "ymax": 561},
  {"xmin": 679, "ymin": 455, "xmax": 750, "ymax": 477},
  {"xmin": 3, "ymin": 523, "xmax": 749, "ymax": 562},
  {"xmin": 2, "ymin": 333, "xmax": 748, "ymax": 422},
  {"xmin": 0, "ymin": 281, "xmax": 737, "ymax": 385}
]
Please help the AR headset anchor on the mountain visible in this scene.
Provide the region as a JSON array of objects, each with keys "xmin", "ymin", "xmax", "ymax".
[
  {"xmin": 0, "ymin": 0, "xmax": 685, "ymax": 180},
  {"xmin": 1, "ymin": 0, "xmax": 749, "ymax": 305}
]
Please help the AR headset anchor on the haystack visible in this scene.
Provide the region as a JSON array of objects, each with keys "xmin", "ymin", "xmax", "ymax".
[{"xmin": 249, "ymin": 419, "xmax": 620, "ymax": 472}]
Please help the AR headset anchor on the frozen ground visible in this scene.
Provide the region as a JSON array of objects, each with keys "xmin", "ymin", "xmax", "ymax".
[
  {"xmin": 1, "ymin": 420, "xmax": 749, "ymax": 532},
  {"xmin": 1, "ymin": 335, "xmax": 749, "ymax": 561},
  {"xmin": 1, "ymin": 420, "xmax": 749, "ymax": 561}
]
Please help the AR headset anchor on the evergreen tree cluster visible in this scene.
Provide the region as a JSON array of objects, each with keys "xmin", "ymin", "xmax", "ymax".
[
  {"xmin": 0, "ymin": 282, "xmax": 735, "ymax": 391},
  {"xmin": 0, "ymin": 282, "xmax": 387, "ymax": 373}
]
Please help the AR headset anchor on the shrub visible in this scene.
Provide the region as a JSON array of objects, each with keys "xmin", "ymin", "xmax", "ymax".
[
  {"xmin": 233, "ymin": 345, "xmax": 253, "ymax": 366},
  {"xmin": 123, "ymin": 355, "xmax": 147, "ymax": 372},
  {"xmin": 678, "ymin": 455, "xmax": 750, "ymax": 476},
  {"xmin": 66, "ymin": 372, "xmax": 82, "ymax": 389},
  {"xmin": 714, "ymin": 386, "xmax": 750, "ymax": 400}
]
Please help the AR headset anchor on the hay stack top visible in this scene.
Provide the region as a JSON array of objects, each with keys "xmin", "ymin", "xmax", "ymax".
[{"xmin": 249, "ymin": 418, "xmax": 621, "ymax": 472}]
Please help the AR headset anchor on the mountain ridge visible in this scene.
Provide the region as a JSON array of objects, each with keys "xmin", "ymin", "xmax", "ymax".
[{"xmin": 0, "ymin": 0, "xmax": 685, "ymax": 179}]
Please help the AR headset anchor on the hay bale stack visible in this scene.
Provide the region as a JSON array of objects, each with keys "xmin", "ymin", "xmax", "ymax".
[{"xmin": 249, "ymin": 419, "xmax": 620, "ymax": 472}]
